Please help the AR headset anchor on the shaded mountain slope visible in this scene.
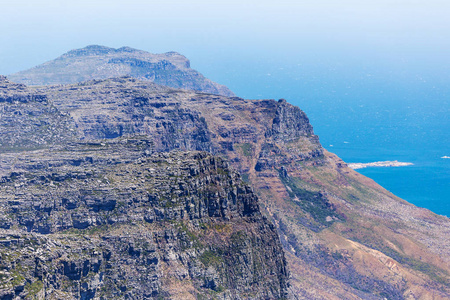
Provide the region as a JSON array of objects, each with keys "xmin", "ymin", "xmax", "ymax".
[
  {"xmin": 0, "ymin": 141, "xmax": 289, "ymax": 299},
  {"xmin": 8, "ymin": 45, "xmax": 234, "ymax": 97}
]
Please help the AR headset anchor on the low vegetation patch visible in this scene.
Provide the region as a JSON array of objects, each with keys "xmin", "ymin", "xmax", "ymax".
[
  {"xmin": 199, "ymin": 249, "xmax": 223, "ymax": 267},
  {"xmin": 278, "ymin": 169, "xmax": 345, "ymax": 229}
]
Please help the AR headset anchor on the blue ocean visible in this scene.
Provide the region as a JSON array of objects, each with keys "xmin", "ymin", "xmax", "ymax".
[{"xmin": 195, "ymin": 57, "xmax": 450, "ymax": 217}]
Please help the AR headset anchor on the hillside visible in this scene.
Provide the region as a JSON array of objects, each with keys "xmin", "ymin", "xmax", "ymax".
[
  {"xmin": 8, "ymin": 45, "xmax": 234, "ymax": 97},
  {"xmin": 0, "ymin": 72, "xmax": 449, "ymax": 299}
]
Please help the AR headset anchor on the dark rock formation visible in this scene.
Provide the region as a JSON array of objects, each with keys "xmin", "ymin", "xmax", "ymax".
[
  {"xmin": 0, "ymin": 142, "xmax": 289, "ymax": 299},
  {"xmin": 268, "ymin": 99, "xmax": 315, "ymax": 141}
]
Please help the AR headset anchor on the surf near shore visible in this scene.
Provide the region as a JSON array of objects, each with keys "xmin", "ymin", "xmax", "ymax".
[{"xmin": 348, "ymin": 160, "xmax": 414, "ymax": 170}]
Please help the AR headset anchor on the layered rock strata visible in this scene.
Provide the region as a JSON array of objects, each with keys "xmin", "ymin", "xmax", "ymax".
[
  {"xmin": 0, "ymin": 76, "xmax": 76, "ymax": 151},
  {"xmin": 0, "ymin": 142, "xmax": 289, "ymax": 299},
  {"xmin": 0, "ymin": 75, "xmax": 449, "ymax": 299}
]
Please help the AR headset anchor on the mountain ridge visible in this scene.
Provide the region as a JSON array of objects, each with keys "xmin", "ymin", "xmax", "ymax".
[{"xmin": 8, "ymin": 45, "xmax": 234, "ymax": 97}]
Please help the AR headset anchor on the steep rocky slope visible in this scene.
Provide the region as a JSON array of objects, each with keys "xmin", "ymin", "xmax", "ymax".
[
  {"xmin": 0, "ymin": 140, "xmax": 289, "ymax": 299},
  {"xmin": 1, "ymin": 75, "xmax": 449, "ymax": 299},
  {"xmin": 8, "ymin": 45, "xmax": 234, "ymax": 97},
  {"xmin": 31, "ymin": 77, "xmax": 449, "ymax": 299}
]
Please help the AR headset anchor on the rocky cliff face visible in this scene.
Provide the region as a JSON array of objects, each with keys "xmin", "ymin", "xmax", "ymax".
[
  {"xmin": 0, "ymin": 141, "xmax": 289, "ymax": 299},
  {"xmin": 30, "ymin": 77, "xmax": 449, "ymax": 299},
  {"xmin": 35, "ymin": 78, "xmax": 321, "ymax": 160},
  {"xmin": 1, "ymin": 75, "xmax": 449, "ymax": 299},
  {"xmin": 8, "ymin": 45, "xmax": 234, "ymax": 97}
]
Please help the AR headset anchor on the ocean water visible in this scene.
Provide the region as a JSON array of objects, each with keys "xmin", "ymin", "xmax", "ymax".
[
  {"xmin": 298, "ymin": 86, "xmax": 450, "ymax": 217},
  {"xmin": 297, "ymin": 105, "xmax": 448, "ymax": 217},
  {"xmin": 194, "ymin": 57, "xmax": 450, "ymax": 217}
]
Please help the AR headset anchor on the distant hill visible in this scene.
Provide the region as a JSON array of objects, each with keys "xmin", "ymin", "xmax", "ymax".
[{"xmin": 8, "ymin": 45, "xmax": 234, "ymax": 97}]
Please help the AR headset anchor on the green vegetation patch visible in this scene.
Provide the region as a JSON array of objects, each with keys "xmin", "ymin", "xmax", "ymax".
[
  {"xmin": 230, "ymin": 231, "xmax": 247, "ymax": 252},
  {"xmin": 177, "ymin": 222, "xmax": 202, "ymax": 250},
  {"xmin": 11, "ymin": 268, "xmax": 26, "ymax": 286},
  {"xmin": 279, "ymin": 170, "xmax": 345, "ymax": 229},
  {"xmin": 238, "ymin": 143, "xmax": 254, "ymax": 157},
  {"xmin": 240, "ymin": 173, "xmax": 250, "ymax": 183},
  {"xmin": 25, "ymin": 280, "xmax": 44, "ymax": 298},
  {"xmin": 199, "ymin": 250, "xmax": 223, "ymax": 267},
  {"xmin": 215, "ymin": 167, "xmax": 228, "ymax": 176}
]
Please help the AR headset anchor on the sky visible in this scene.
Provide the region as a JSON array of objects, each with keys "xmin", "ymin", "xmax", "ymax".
[
  {"xmin": 1, "ymin": 0, "xmax": 448, "ymax": 142},
  {"xmin": 1, "ymin": 0, "xmax": 450, "ymax": 81}
]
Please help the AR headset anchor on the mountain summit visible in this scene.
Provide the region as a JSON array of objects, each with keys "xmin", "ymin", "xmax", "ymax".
[{"xmin": 8, "ymin": 45, "xmax": 234, "ymax": 97}]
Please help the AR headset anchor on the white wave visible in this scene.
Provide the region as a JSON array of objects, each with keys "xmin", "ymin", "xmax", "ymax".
[{"xmin": 348, "ymin": 160, "xmax": 413, "ymax": 170}]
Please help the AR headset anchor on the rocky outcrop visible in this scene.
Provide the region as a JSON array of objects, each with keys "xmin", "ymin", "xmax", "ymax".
[
  {"xmin": 0, "ymin": 76, "xmax": 46, "ymax": 104},
  {"xmin": 8, "ymin": 45, "xmax": 235, "ymax": 97},
  {"xmin": 0, "ymin": 142, "xmax": 289, "ymax": 299},
  {"xmin": 36, "ymin": 78, "xmax": 323, "ymax": 162},
  {"xmin": 268, "ymin": 99, "xmax": 315, "ymax": 142},
  {"xmin": 0, "ymin": 76, "xmax": 76, "ymax": 152}
]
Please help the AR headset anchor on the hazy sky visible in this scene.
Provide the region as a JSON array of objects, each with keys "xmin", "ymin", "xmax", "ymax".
[{"xmin": 2, "ymin": 0, "xmax": 450, "ymax": 79}]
